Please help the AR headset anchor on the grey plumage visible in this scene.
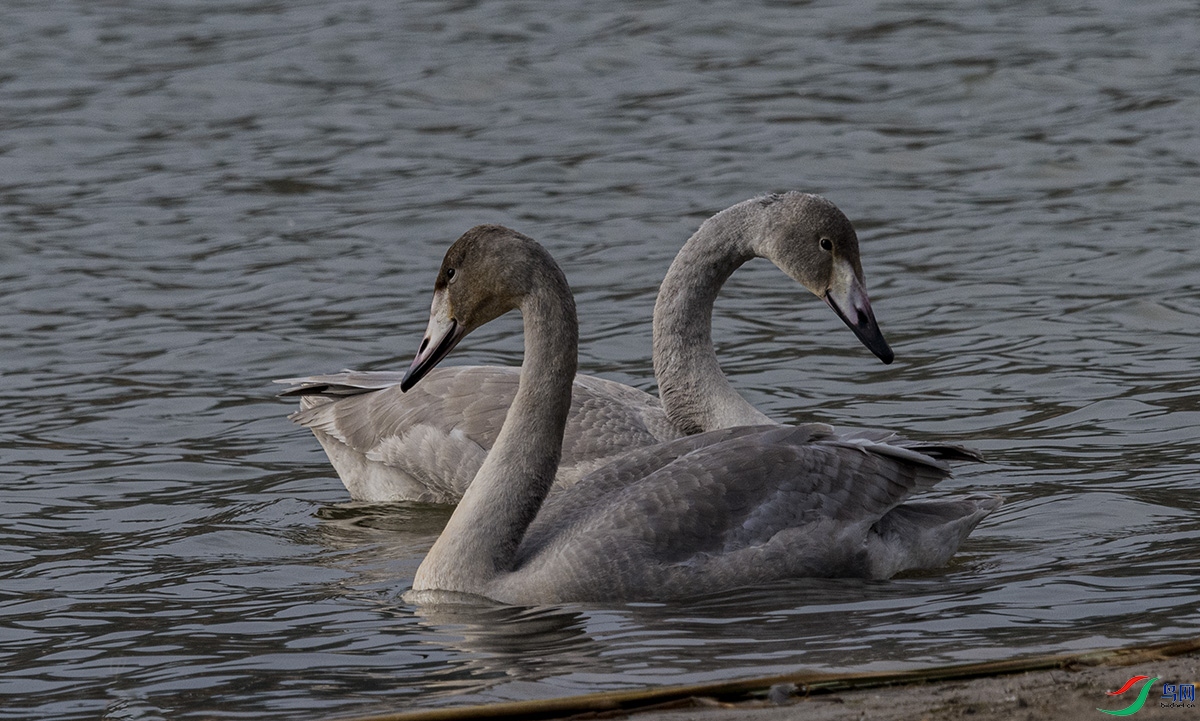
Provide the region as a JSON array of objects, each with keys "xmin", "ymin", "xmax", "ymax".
[
  {"xmin": 283, "ymin": 366, "xmax": 675, "ymax": 503},
  {"xmin": 277, "ymin": 192, "xmax": 896, "ymax": 503},
  {"xmin": 502, "ymin": 425, "xmax": 995, "ymax": 603},
  {"xmin": 402, "ymin": 225, "xmax": 1000, "ymax": 604}
]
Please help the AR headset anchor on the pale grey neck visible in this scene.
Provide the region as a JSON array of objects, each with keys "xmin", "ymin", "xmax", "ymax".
[
  {"xmin": 413, "ymin": 279, "xmax": 578, "ymax": 596},
  {"xmin": 652, "ymin": 204, "xmax": 775, "ymax": 434}
]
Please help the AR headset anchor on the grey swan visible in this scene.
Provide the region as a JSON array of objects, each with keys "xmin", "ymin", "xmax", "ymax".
[
  {"xmin": 278, "ymin": 193, "xmax": 893, "ymax": 503},
  {"xmin": 402, "ymin": 225, "xmax": 999, "ymax": 603}
]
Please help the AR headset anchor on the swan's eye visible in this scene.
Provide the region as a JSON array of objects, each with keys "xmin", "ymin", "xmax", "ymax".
[
  {"xmin": 446, "ymin": 268, "xmax": 458, "ymax": 284},
  {"xmin": 819, "ymin": 238, "xmax": 833, "ymax": 252}
]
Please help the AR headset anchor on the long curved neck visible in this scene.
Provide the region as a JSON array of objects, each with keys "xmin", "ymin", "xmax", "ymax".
[
  {"xmin": 413, "ymin": 274, "xmax": 578, "ymax": 597},
  {"xmin": 653, "ymin": 204, "xmax": 775, "ymax": 434}
]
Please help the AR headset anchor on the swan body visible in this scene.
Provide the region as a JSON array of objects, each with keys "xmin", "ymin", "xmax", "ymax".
[
  {"xmin": 403, "ymin": 225, "xmax": 999, "ymax": 604},
  {"xmin": 279, "ymin": 192, "xmax": 893, "ymax": 503},
  {"xmin": 284, "ymin": 367, "xmax": 675, "ymax": 503}
]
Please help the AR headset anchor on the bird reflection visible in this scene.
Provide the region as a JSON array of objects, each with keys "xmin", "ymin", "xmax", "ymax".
[{"xmin": 408, "ymin": 596, "xmax": 602, "ymax": 699}]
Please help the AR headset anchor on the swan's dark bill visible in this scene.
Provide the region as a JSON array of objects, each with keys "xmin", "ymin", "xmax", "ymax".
[
  {"xmin": 402, "ymin": 319, "xmax": 464, "ymax": 392},
  {"xmin": 824, "ymin": 280, "xmax": 893, "ymax": 364}
]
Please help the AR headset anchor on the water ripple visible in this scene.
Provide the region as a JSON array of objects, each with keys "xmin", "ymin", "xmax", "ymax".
[{"xmin": 1, "ymin": 0, "xmax": 1199, "ymax": 719}]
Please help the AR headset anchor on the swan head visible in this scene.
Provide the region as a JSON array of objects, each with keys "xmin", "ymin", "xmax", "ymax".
[
  {"xmin": 401, "ymin": 225, "xmax": 560, "ymax": 391},
  {"xmin": 752, "ymin": 193, "xmax": 894, "ymax": 364}
]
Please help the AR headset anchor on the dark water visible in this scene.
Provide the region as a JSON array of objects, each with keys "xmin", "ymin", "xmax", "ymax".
[{"xmin": 2, "ymin": 0, "xmax": 1199, "ymax": 718}]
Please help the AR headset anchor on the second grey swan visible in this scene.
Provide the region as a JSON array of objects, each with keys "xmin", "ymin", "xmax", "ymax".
[
  {"xmin": 278, "ymin": 193, "xmax": 893, "ymax": 503},
  {"xmin": 403, "ymin": 225, "xmax": 999, "ymax": 603}
]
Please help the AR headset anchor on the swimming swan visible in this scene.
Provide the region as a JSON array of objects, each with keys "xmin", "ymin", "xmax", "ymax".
[
  {"xmin": 279, "ymin": 193, "xmax": 893, "ymax": 503},
  {"xmin": 404, "ymin": 225, "xmax": 999, "ymax": 604}
]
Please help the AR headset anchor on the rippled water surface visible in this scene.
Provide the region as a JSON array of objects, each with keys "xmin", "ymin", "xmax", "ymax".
[{"xmin": 2, "ymin": 1, "xmax": 1199, "ymax": 719}]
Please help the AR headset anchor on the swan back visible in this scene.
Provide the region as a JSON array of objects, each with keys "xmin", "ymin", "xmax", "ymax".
[
  {"xmin": 504, "ymin": 424, "xmax": 983, "ymax": 602},
  {"xmin": 286, "ymin": 365, "xmax": 675, "ymax": 503}
]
